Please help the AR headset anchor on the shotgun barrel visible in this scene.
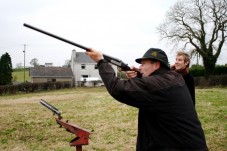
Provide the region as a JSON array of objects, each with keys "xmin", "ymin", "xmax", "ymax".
[{"xmin": 23, "ymin": 23, "xmax": 131, "ymax": 71}]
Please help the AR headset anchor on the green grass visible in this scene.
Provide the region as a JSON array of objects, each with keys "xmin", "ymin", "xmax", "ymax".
[
  {"xmin": 12, "ymin": 70, "xmax": 30, "ymax": 82},
  {"xmin": 0, "ymin": 87, "xmax": 226, "ymax": 151},
  {"xmin": 196, "ymin": 88, "xmax": 227, "ymax": 150}
]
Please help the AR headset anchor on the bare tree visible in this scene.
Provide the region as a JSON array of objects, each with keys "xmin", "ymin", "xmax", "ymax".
[
  {"xmin": 157, "ymin": 0, "xmax": 227, "ymax": 76},
  {"xmin": 30, "ymin": 58, "xmax": 39, "ymax": 67},
  {"xmin": 63, "ymin": 59, "xmax": 71, "ymax": 67}
]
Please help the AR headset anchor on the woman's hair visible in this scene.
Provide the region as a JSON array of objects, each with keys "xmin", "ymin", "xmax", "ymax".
[{"xmin": 176, "ymin": 51, "xmax": 190, "ymax": 67}]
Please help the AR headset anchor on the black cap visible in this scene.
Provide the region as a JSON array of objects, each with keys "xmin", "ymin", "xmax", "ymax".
[{"xmin": 135, "ymin": 48, "xmax": 170, "ymax": 69}]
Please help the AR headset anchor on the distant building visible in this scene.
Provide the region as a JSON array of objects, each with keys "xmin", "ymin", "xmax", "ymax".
[
  {"xmin": 29, "ymin": 67, "xmax": 74, "ymax": 86},
  {"xmin": 45, "ymin": 63, "xmax": 53, "ymax": 67},
  {"xmin": 70, "ymin": 49, "xmax": 117, "ymax": 86},
  {"xmin": 29, "ymin": 50, "xmax": 118, "ymax": 87}
]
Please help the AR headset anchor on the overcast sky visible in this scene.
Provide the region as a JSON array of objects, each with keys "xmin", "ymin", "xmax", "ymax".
[{"xmin": 0, "ymin": 0, "xmax": 226, "ymax": 68}]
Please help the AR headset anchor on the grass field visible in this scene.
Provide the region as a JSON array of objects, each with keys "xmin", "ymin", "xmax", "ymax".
[
  {"xmin": 12, "ymin": 70, "xmax": 30, "ymax": 83},
  {"xmin": 0, "ymin": 87, "xmax": 226, "ymax": 151}
]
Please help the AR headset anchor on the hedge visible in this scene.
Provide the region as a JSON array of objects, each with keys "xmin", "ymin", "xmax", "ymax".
[
  {"xmin": 194, "ymin": 75, "xmax": 227, "ymax": 87},
  {"xmin": 0, "ymin": 81, "xmax": 72, "ymax": 95},
  {"xmin": 190, "ymin": 65, "xmax": 227, "ymax": 77}
]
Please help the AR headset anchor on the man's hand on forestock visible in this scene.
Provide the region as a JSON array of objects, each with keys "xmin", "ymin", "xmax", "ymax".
[{"xmin": 86, "ymin": 48, "xmax": 104, "ymax": 63}]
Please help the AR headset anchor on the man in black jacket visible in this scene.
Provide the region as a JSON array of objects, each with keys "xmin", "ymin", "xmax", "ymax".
[{"xmin": 86, "ymin": 48, "xmax": 208, "ymax": 151}]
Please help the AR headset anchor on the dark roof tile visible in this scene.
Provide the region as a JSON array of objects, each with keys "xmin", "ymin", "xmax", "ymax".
[
  {"xmin": 74, "ymin": 52, "xmax": 96, "ymax": 63},
  {"xmin": 30, "ymin": 67, "xmax": 73, "ymax": 77}
]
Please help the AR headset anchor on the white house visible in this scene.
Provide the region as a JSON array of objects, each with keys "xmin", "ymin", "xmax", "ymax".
[{"xmin": 70, "ymin": 49, "xmax": 118, "ymax": 86}]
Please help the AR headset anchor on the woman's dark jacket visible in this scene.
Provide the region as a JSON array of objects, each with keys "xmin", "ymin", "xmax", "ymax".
[{"xmin": 97, "ymin": 59, "xmax": 208, "ymax": 151}]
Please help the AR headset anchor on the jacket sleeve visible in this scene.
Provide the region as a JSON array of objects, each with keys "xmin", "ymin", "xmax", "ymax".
[{"xmin": 97, "ymin": 59, "xmax": 183, "ymax": 108}]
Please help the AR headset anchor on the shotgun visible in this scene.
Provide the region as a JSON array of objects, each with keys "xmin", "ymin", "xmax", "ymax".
[{"xmin": 23, "ymin": 23, "xmax": 137, "ymax": 72}]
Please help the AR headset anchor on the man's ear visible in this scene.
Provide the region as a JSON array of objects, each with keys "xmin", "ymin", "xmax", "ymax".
[
  {"xmin": 185, "ymin": 61, "xmax": 189, "ymax": 67},
  {"xmin": 155, "ymin": 62, "xmax": 161, "ymax": 70}
]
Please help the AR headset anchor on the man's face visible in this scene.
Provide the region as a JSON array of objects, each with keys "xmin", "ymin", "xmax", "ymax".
[
  {"xmin": 139, "ymin": 59, "xmax": 158, "ymax": 77},
  {"xmin": 175, "ymin": 55, "xmax": 188, "ymax": 70}
]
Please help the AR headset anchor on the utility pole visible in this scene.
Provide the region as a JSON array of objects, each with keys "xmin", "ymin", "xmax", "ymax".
[{"xmin": 23, "ymin": 44, "xmax": 26, "ymax": 83}]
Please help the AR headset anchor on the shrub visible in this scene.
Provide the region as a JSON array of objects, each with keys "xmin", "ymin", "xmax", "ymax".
[
  {"xmin": 63, "ymin": 82, "xmax": 71, "ymax": 88},
  {"xmin": 194, "ymin": 75, "xmax": 227, "ymax": 87},
  {"xmin": 213, "ymin": 65, "xmax": 227, "ymax": 75},
  {"xmin": 55, "ymin": 82, "xmax": 63, "ymax": 89},
  {"xmin": 8, "ymin": 85, "xmax": 18, "ymax": 94},
  {"xmin": 0, "ymin": 86, "xmax": 5, "ymax": 95},
  {"xmin": 0, "ymin": 81, "xmax": 73, "ymax": 95},
  {"xmin": 31, "ymin": 83, "xmax": 39, "ymax": 92},
  {"xmin": 190, "ymin": 65, "xmax": 227, "ymax": 77}
]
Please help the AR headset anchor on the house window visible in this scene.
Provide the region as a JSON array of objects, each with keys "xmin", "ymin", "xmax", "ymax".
[
  {"xmin": 82, "ymin": 75, "xmax": 88, "ymax": 78},
  {"xmin": 81, "ymin": 75, "xmax": 88, "ymax": 82},
  {"xmin": 47, "ymin": 78, "xmax": 56, "ymax": 82},
  {"xmin": 95, "ymin": 64, "xmax": 98, "ymax": 69},
  {"xmin": 81, "ymin": 64, "xmax": 86, "ymax": 69}
]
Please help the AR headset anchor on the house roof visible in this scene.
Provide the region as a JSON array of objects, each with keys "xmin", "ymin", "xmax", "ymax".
[
  {"xmin": 73, "ymin": 52, "xmax": 96, "ymax": 63},
  {"xmin": 30, "ymin": 67, "xmax": 74, "ymax": 77}
]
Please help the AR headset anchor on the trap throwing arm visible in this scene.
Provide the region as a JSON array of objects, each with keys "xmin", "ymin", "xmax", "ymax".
[{"xmin": 40, "ymin": 99, "xmax": 90, "ymax": 151}]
